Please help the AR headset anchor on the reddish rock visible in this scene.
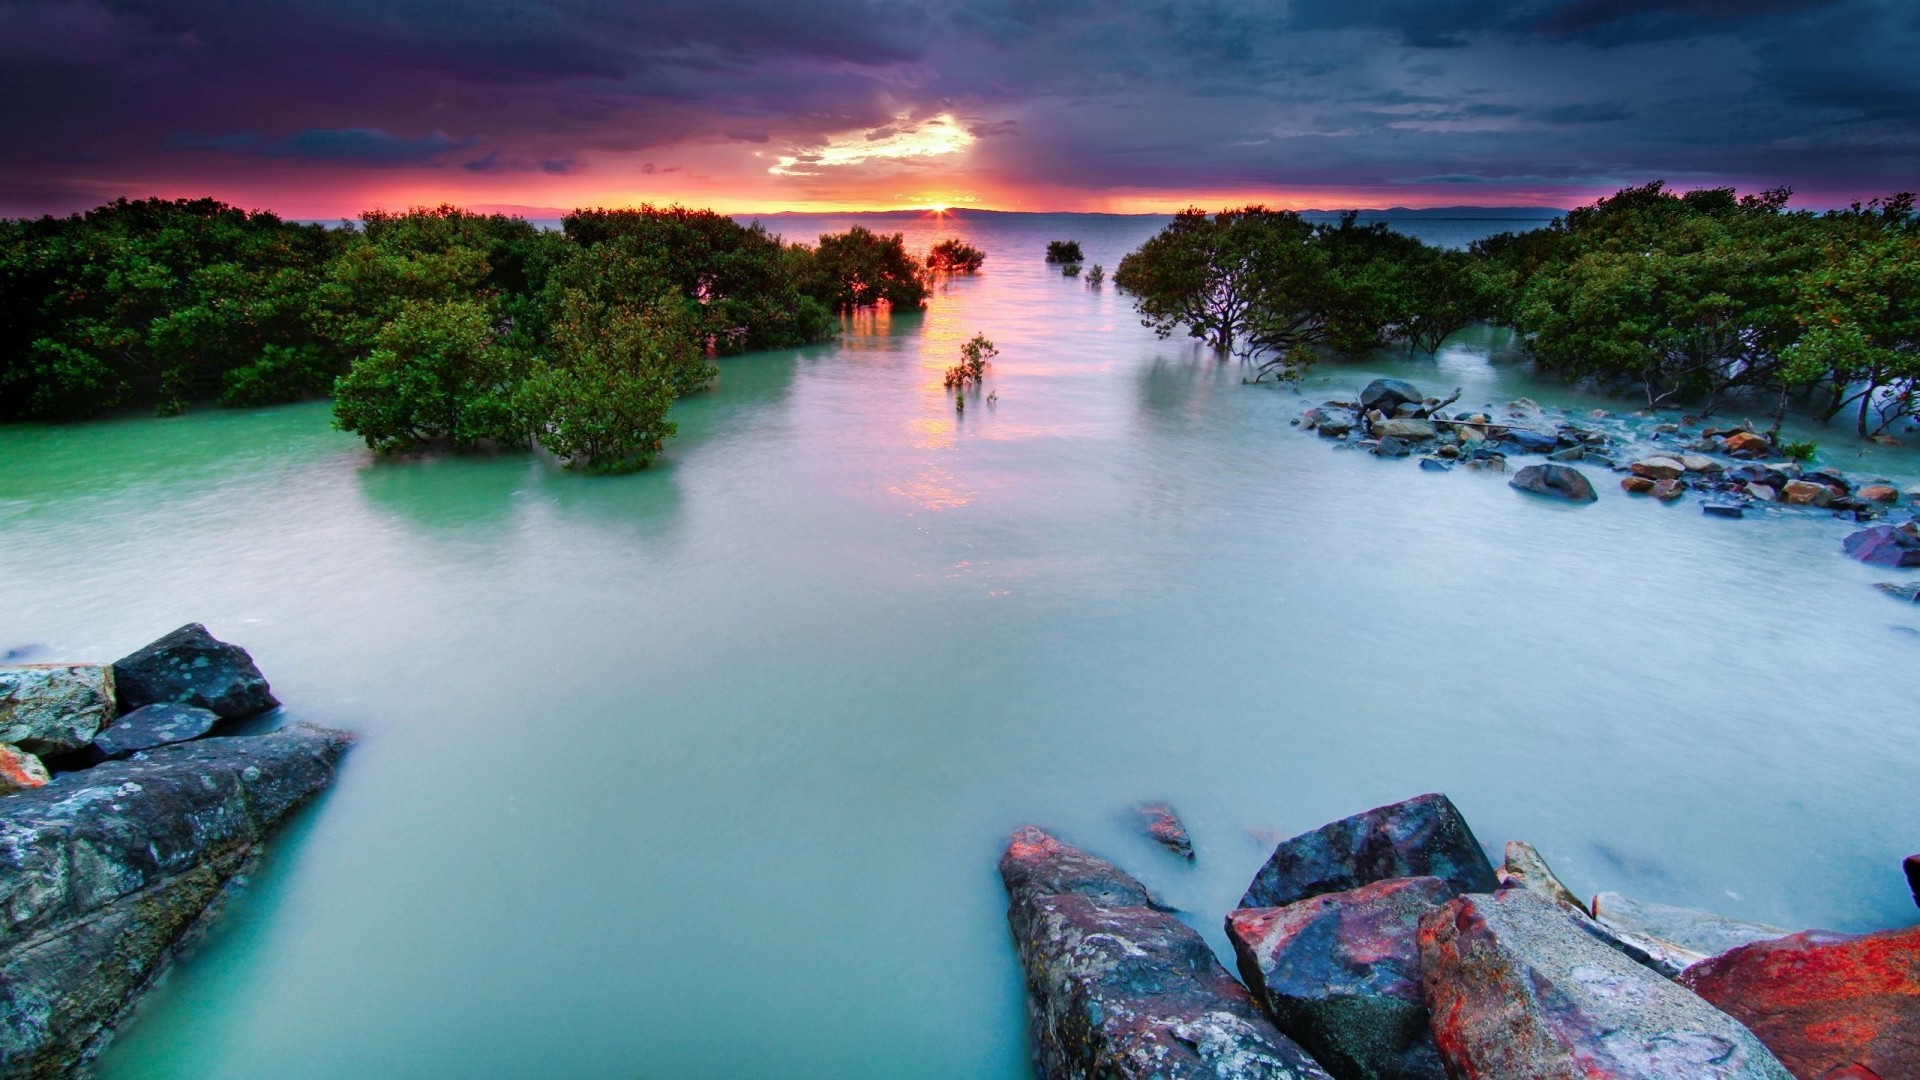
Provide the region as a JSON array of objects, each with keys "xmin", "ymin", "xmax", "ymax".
[
  {"xmin": 1859, "ymin": 484, "xmax": 1899, "ymax": 503},
  {"xmin": 1844, "ymin": 525, "xmax": 1920, "ymax": 567},
  {"xmin": 1679, "ymin": 926, "xmax": 1920, "ymax": 1080},
  {"xmin": 0, "ymin": 742, "xmax": 49, "ymax": 792},
  {"xmin": 1782, "ymin": 479, "xmax": 1834, "ymax": 507},
  {"xmin": 1723, "ymin": 431, "xmax": 1772, "ymax": 454},
  {"xmin": 1229, "ymin": 877, "xmax": 1456, "ymax": 1080},
  {"xmin": 1652, "ymin": 478, "xmax": 1684, "ymax": 501},
  {"xmin": 1621, "ymin": 476, "xmax": 1657, "ymax": 494},
  {"xmin": 1239, "ymin": 793, "xmax": 1498, "ymax": 910},
  {"xmin": 1133, "ymin": 801, "xmax": 1195, "ymax": 860},
  {"xmin": 1630, "ymin": 457, "xmax": 1686, "ymax": 480},
  {"xmin": 1419, "ymin": 889, "xmax": 1791, "ymax": 1079}
]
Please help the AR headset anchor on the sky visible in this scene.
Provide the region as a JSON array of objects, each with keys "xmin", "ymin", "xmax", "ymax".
[{"xmin": 2, "ymin": 0, "xmax": 1917, "ymax": 217}]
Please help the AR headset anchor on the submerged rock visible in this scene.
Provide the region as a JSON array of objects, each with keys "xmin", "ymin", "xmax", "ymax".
[
  {"xmin": 1703, "ymin": 504, "xmax": 1745, "ymax": 519},
  {"xmin": 1229, "ymin": 876, "xmax": 1456, "ymax": 1080},
  {"xmin": 1501, "ymin": 429, "xmax": 1560, "ymax": 454},
  {"xmin": 1844, "ymin": 525, "xmax": 1920, "ymax": 567},
  {"xmin": 1000, "ymin": 826, "xmax": 1332, "ymax": 1080},
  {"xmin": 1360, "ymin": 379, "xmax": 1422, "ymax": 415},
  {"xmin": 112, "ymin": 623, "xmax": 279, "ymax": 720},
  {"xmin": 1591, "ymin": 892, "xmax": 1788, "ymax": 960},
  {"xmin": 1630, "ymin": 457, "xmax": 1687, "ymax": 481},
  {"xmin": 1781, "ymin": 479, "xmax": 1834, "ymax": 507},
  {"xmin": 1679, "ymin": 926, "xmax": 1920, "ymax": 1080},
  {"xmin": 0, "ymin": 664, "xmax": 116, "ymax": 757},
  {"xmin": 1508, "ymin": 464, "xmax": 1598, "ymax": 503},
  {"xmin": 1418, "ymin": 889, "xmax": 1792, "ymax": 1079},
  {"xmin": 1372, "ymin": 437, "xmax": 1412, "ymax": 458},
  {"xmin": 1133, "ymin": 802, "xmax": 1195, "ymax": 861},
  {"xmin": 92, "ymin": 703, "xmax": 224, "ymax": 758},
  {"xmin": 0, "ymin": 743, "xmax": 50, "ymax": 794},
  {"xmin": 0, "ymin": 724, "xmax": 352, "ymax": 1076},
  {"xmin": 1239, "ymin": 793, "xmax": 1497, "ymax": 910}
]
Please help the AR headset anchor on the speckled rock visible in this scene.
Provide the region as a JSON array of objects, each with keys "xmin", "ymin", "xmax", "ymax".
[
  {"xmin": 1418, "ymin": 888, "xmax": 1791, "ymax": 1079},
  {"xmin": 1133, "ymin": 802, "xmax": 1195, "ymax": 860},
  {"xmin": 111, "ymin": 624, "xmax": 278, "ymax": 719},
  {"xmin": 0, "ymin": 724, "xmax": 352, "ymax": 1077},
  {"xmin": 92, "ymin": 703, "xmax": 224, "ymax": 758},
  {"xmin": 1239, "ymin": 794, "xmax": 1497, "ymax": 910},
  {"xmin": 0, "ymin": 665, "xmax": 116, "ymax": 756},
  {"xmin": 1001, "ymin": 826, "xmax": 1332, "ymax": 1079},
  {"xmin": 0, "ymin": 743, "xmax": 49, "ymax": 793},
  {"xmin": 1679, "ymin": 926, "xmax": 1920, "ymax": 1080},
  {"xmin": 1591, "ymin": 893, "xmax": 1788, "ymax": 960},
  {"xmin": 1228, "ymin": 876, "xmax": 1457, "ymax": 1080},
  {"xmin": 1499, "ymin": 841, "xmax": 1585, "ymax": 912}
]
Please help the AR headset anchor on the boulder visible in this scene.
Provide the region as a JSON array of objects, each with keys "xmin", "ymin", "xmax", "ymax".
[
  {"xmin": 1319, "ymin": 418, "xmax": 1354, "ymax": 438},
  {"xmin": 1860, "ymin": 484, "xmax": 1899, "ymax": 503},
  {"xmin": 1651, "ymin": 478, "xmax": 1684, "ymax": 501},
  {"xmin": 1000, "ymin": 826, "xmax": 1332, "ymax": 1080},
  {"xmin": 1843, "ymin": 525, "xmax": 1920, "ymax": 568},
  {"xmin": 1677, "ymin": 454, "xmax": 1724, "ymax": 474},
  {"xmin": 1500, "ymin": 841, "xmax": 1585, "ymax": 912},
  {"xmin": 1419, "ymin": 889, "xmax": 1792, "ymax": 1079},
  {"xmin": 1723, "ymin": 431, "xmax": 1771, "ymax": 454},
  {"xmin": 1630, "ymin": 457, "xmax": 1687, "ymax": 481},
  {"xmin": 1508, "ymin": 464, "xmax": 1598, "ymax": 503},
  {"xmin": 1133, "ymin": 802, "xmax": 1195, "ymax": 861},
  {"xmin": 0, "ymin": 743, "xmax": 49, "ymax": 794},
  {"xmin": 1679, "ymin": 926, "xmax": 1920, "ymax": 1080},
  {"xmin": 1228, "ymin": 877, "xmax": 1457, "ymax": 1080},
  {"xmin": 1502, "ymin": 429, "xmax": 1561, "ymax": 454},
  {"xmin": 1240, "ymin": 793, "xmax": 1497, "ymax": 910},
  {"xmin": 1781, "ymin": 480, "xmax": 1834, "ymax": 507},
  {"xmin": 112, "ymin": 624, "xmax": 278, "ymax": 719},
  {"xmin": 1372, "ymin": 437, "xmax": 1412, "ymax": 458},
  {"xmin": 1621, "ymin": 476, "xmax": 1656, "ymax": 494},
  {"xmin": 0, "ymin": 724, "xmax": 352, "ymax": 1075},
  {"xmin": 0, "ymin": 665, "xmax": 116, "ymax": 757},
  {"xmin": 1374, "ymin": 418, "xmax": 1436, "ymax": 441},
  {"xmin": 1591, "ymin": 893, "xmax": 1788, "ymax": 960},
  {"xmin": 92, "ymin": 703, "xmax": 224, "ymax": 758},
  {"xmin": 1360, "ymin": 379, "xmax": 1422, "ymax": 415}
]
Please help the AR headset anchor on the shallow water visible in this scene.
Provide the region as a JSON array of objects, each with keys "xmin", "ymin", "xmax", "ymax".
[{"xmin": 3, "ymin": 212, "xmax": 1916, "ymax": 1079}]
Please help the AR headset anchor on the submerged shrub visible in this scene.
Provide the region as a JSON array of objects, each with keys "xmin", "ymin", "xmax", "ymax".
[
  {"xmin": 928, "ymin": 238, "xmax": 986, "ymax": 273},
  {"xmin": 1044, "ymin": 240, "xmax": 1083, "ymax": 264}
]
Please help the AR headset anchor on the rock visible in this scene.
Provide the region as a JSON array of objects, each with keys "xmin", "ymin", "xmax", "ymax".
[
  {"xmin": 1621, "ymin": 476, "xmax": 1656, "ymax": 494},
  {"xmin": 1547, "ymin": 446, "xmax": 1585, "ymax": 462},
  {"xmin": 1457, "ymin": 426, "xmax": 1486, "ymax": 445},
  {"xmin": 1745, "ymin": 483, "xmax": 1779, "ymax": 501},
  {"xmin": 1860, "ymin": 484, "xmax": 1899, "ymax": 503},
  {"xmin": 1875, "ymin": 582, "xmax": 1920, "ymax": 603},
  {"xmin": 1302, "ymin": 408, "xmax": 1332, "ymax": 430},
  {"xmin": 1133, "ymin": 802, "xmax": 1195, "ymax": 860},
  {"xmin": 1588, "ymin": 409, "xmax": 1612, "ymax": 419},
  {"xmin": 1372, "ymin": 437, "xmax": 1412, "ymax": 458},
  {"xmin": 1781, "ymin": 479, "xmax": 1834, "ymax": 507},
  {"xmin": 1630, "ymin": 457, "xmax": 1687, "ymax": 481},
  {"xmin": 1418, "ymin": 458, "xmax": 1451, "ymax": 473},
  {"xmin": 1905, "ymin": 856, "xmax": 1919, "ymax": 908},
  {"xmin": 0, "ymin": 743, "xmax": 50, "ymax": 793},
  {"xmin": 1000, "ymin": 827, "xmax": 1332, "ymax": 1080},
  {"xmin": 1318, "ymin": 418, "xmax": 1354, "ymax": 438},
  {"xmin": 1703, "ymin": 504, "xmax": 1745, "ymax": 519},
  {"xmin": 1677, "ymin": 454, "xmax": 1722, "ymax": 474},
  {"xmin": 1360, "ymin": 379, "xmax": 1423, "ymax": 414},
  {"xmin": 1651, "ymin": 422, "xmax": 1681, "ymax": 435},
  {"xmin": 1419, "ymin": 888, "xmax": 1792, "ymax": 1079},
  {"xmin": 1391, "ymin": 403, "xmax": 1422, "ymax": 419},
  {"xmin": 111, "ymin": 624, "xmax": 278, "ymax": 719},
  {"xmin": 1228, "ymin": 877, "xmax": 1457, "ymax": 1080},
  {"xmin": 0, "ymin": 724, "xmax": 352, "ymax": 1075},
  {"xmin": 1722, "ymin": 431, "xmax": 1771, "ymax": 454},
  {"xmin": 1730, "ymin": 465, "xmax": 1790, "ymax": 488},
  {"xmin": 1435, "ymin": 444, "xmax": 1460, "ymax": 459},
  {"xmin": 1679, "ymin": 926, "xmax": 1920, "ymax": 1080},
  {"xmin": 1374, "ymin": 418, "xmax": 1436, "ymax": 441},
  {"xmin": 1844, "ymin": 525, "xmax": 1920, "ymax": 567},
  {"xmin": 1508, "ymin": 464, "xmax": 1598, "ymax": 503},
  {"xmin": 1501, "ymin": 429, "xmax": 1561, "ymax": 454},
  {"xmin": 1240, "ymin": 793, "xmax": 1497, "ymax": 910},
  {"xmin": 0, "ymin": 665, "xmax": 116, "ymax": 757},
  {"xmin": 1500, "ymin": 841, "xmax": 1586, "ymax": 912},
  {"xmin": 92, "ymin": 703, "xmax": 224, "ymax": 758},
  {"xmin": 1651, "ymin": 478, "xmax": 1684, "ymax": 501},
  {"xmin": 1591, "ymin": 893, "xmax": 1788, "ymax": 960}
]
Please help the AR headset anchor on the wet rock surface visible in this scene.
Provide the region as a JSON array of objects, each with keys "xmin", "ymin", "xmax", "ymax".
[
  {"xmin": 1591, "ymin": 892, "xmax": 1788, "ymax": 960},
  {"xmin": 1679, "ymin": 926, "xmax": 1920, "ymax": 1080},
  {"xmin": 1844, "ymin": 524, "xmax": 1920, "ymax": 567},
  {"xmin": 112, "ymin": 623, "xmax": 279, "ymax": 719},
  {"xmin": 1229, "ymin": 877, "xmax": 1456, "ymax": 1080},
  {"xmin": 1239, "ymin": 793, "xmax": 1497, "ymax": 910},
  {"xmin": 1133, "ymin": 802, "xmax": 1195, "ymax": 860},
  {"xmin": 1509, "ymin": 463, "xmax": 1598, "ymax": 502},
  {"xmin": 92, "ymin": 703, "xmax": 224, "ymax": 758},
  {"xmin": 1418, "ymin": 888, "xmax": 1792, "ymax": 1079},
  {"xmin": 1001, "ymin": 826, "xmax": 1332, "ymax": 1079},
  {"xmin": 0, "ymin": 724, "xmax": 353, "ymax": 1077},
  {"xmin": 0, "ymin": 665, "xmax": 116, "ymax": 756}
]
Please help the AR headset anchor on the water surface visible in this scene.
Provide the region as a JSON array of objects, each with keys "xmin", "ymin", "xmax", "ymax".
[{"xmin": 1, "ymin": 212, "xmax": 1914, "ymax": 1079}]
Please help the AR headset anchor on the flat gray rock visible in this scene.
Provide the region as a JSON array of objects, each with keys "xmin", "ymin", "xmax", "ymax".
[
  {"xmin": 1592, "ymin": 892, "xmax": 1790, "ymax": 960},
  {"xmin": 92, "ymin": 703, "xmax": 223, "ymax": 757}
]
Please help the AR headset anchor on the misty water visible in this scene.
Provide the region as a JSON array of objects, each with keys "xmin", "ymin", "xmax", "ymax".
[{"xmin": 3, "ymin": 212, "xmax": 1917, "ymax": 1079}]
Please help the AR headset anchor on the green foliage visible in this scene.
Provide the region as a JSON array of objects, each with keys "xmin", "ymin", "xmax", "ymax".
[
  {"xmin": 927, "ymin": 238, "xmax": 985, "ymax": 273},
  {"xmin": 330, "ymin": 297, "xmax": 527, "ymax": 453},
  {"xmin": 1044, "ymin": 240, "xmax": 1083, "ymax": 264},
  {"xmin": 803, "ymin": 226, "xmax": 929, "ymax": 312},
  {"xmin": 1086, "ymin": 264, "xmax": 1105, "ymax": 287},
  {"xmin": 1777, "ymin": 439, "xmax": 1819, "ymax": 462},
  {"xmin": 943, "ymin": 333, "xmax": 997, "ymax": 391}
]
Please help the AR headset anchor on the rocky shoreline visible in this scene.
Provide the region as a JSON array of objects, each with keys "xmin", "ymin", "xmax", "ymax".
[
  {"xmin": 1296, "ymin": 378, "xmax": 1920, "ymax": 589},
  {"xmin": 1001, "ymin": 795, "xmax": 1918, "ymax": 1079},
  {"xmin": 0, "ymin": 625, "xmax": 352, "ymax": 1077}
]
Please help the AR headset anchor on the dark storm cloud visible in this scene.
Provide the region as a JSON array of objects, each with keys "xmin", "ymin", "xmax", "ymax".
[{"xmin": 1, "ymin": 0, "xmax": 1916, "ymax": 212}]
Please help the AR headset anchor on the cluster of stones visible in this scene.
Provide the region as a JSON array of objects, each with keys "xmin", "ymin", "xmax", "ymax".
[
  {"xmin": 1298, "ymin": 379, "xmax": 1920, "ymax": 592},
  {"xmin": 0, "ymin": 624, "xmax": 352, "ymax": 1076},
  {"xmin": 1000, "ymin": 793, "xmax": 1919, "ymax": 1079}
]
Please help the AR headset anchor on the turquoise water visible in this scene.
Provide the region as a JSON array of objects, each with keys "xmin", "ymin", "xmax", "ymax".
[{"xmin": 2, "ymin": 213, "xmax": 1916, "ymax": 1079}]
